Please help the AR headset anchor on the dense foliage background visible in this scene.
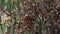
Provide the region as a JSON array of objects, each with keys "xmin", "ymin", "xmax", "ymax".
[{"xmin": 0, "ymin": 0, "xmax": 60, "ymax": 34}]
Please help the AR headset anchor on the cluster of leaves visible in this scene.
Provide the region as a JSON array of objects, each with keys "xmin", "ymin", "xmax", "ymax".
[{"xmin": 42, "ymin": 0, "xmax": 60, "ymax": 34}]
